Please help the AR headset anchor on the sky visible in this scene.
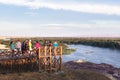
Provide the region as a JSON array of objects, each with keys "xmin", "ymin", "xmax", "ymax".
[{"xmin": 0, "ymin": 0, "xmax": 120, "ymax": 37}]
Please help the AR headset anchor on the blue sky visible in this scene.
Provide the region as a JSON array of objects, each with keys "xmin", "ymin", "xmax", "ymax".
[{"xmin": 0, "ymin": 0, "xmax": 120, "ymax": 37}]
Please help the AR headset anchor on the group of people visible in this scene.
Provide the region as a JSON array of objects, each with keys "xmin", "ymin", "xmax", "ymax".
[{"xmin": 9, "ymin": 40, "xmax": 58, "ymax": 53}]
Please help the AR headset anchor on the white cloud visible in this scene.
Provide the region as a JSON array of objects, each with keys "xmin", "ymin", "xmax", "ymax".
[
  {"xmin": 24, "ymin": 12, "xmax": 38, "ymax": 16},
  {"xmin": 91, "ymin": 20, "xmax": 120, "ymax": 28},
  {"xmin": 0, "ymin": 20, "xmax": 120, "ymax": 37},
  {"xmin": 0, "ymin": 21, "xmax": 30, "ymax": 31},
  {"xmin": 0, "ymin": 0, "xmax": 120, "ymax": 16}
]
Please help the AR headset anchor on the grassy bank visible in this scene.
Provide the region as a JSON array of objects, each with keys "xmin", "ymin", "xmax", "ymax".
[
  {"xmin": 0, "ymin": 66, "xmax": 110, "ymax": 80},
  {"xmin": 64, "ymin": 37, "xmax": 120, "ymax": 50},
  {"xmin": 63, "ymin": 48, "xmax": 76, "ymax": 54}
]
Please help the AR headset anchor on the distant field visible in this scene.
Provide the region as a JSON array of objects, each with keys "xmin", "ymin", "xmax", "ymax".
[
  {"xmin": 11, "ymin": 37, "xmax": 120, "ymax": 49},
  {"xmin": 1, "ymin": 37, "xmax": 120, "ymax": 51}
]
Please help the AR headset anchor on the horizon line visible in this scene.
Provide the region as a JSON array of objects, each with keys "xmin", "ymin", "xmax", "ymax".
[{"xmin": 0, "ymin": 36, "xmax": 120, "ymax": 38}]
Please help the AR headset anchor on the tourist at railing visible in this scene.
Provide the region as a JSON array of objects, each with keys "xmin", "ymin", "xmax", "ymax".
[
  {"xmin": 9, "ymin": 41, "xmax": 15, "ymax": 56},
  {"xmin": 29, "ymin": 40, "xmax": 32, "ymax": 51},
  {"xmin": 7, "ymin": 40, "xmax": 59, "ymax": 58},
  {"xmin": 15, "ymin": 40, "xmax": 21, "ymax": 52},
  {"xmin": 53, "ymin": 41, "xmax": 58, "ymax": 55},
  {"xmin": 48, "ymin": 41, "xmax": 53, "ymax": 47},
  {"xmin": 9, "ymin": 41, "xmax": 15, "ymax": 51},
  {"xmin": 21, "ymin": 41, "xmax": 26, "ymax": 54},
  {"xmin": 44, "ymin": 40, "xmax": 49, "ymax": 46},
  {"xmin": 21, "ymin": 39, "xmax": 30, "ymax": 54},
  {"xmin": 25, "ymin": 39, "xmax": 29, "ymax": 51},
  {"xmin": 34, "ymin": 41, "xmax": 40, "ymax": 56},
  {"xmin": 34, "ymin": 41, "xmax": 40, "ymax": 49},
  {"xmin": 53, "ymin": 41, "xmax": 58, "ymax": 48}
]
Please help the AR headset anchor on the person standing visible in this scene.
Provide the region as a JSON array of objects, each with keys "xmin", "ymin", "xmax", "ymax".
[
  {"xmin": 21, "ymin": 41, "xmax": 26, "ymax": 53},
  {"xmin": 34, "ymin": 41, "xmax": 40, "ymax": 50},
  {"xmin": 44, "ymin": 40, "xmax": 49, "ymax": 46},
  {"xmin": 34, "ymin": 41, "xmax": 40, "ymax": 56},
  {"xmin": 53, "ymin": 41, "xmax": 58, "ymax": 55},
  {"xmin": 29, "ymin": 40, "xmax": 32, "ymax": 51},
  {"xmin": 15, "ymin": 40, "xmax": 21, "ymax": 52},
  {"xmin": 53, "ymin": 41, "xmax": 58, "ymax": 48},
  {"xmin": 25, "ymin": 39, "xmax": 29, "ymax": 51},
  {"xmin": 48, "ymin": 41, "xmax": 53, "ymax": 47},
  {"xmin": 9, "ymin": 41, "xmax": 15, "ymax": 56},
  {"xmin": 10, "ymin": 41, "xmax": 15, "ymax": 51}
]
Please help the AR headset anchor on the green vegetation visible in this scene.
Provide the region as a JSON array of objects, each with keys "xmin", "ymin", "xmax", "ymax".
[
  {"xmin": 0, "ymin": 37, "xmax": 76, "ymax": 55},
  {"xmin": 0, "ymin": 66, "xmax": 110, "ymax": 80},
  {"xmin": 1, "ymin": 37, "xmax": 120, "ymax": 54},
  {"xmin": 23, "ymin": 37, "xmax": 120, "ymax": 50},
  {"xmin": 61, "ymin": 37, "xmax": 120, "ymax": 50},
  {"xmin": 63, "ymin": 48, "xmax": 76, "ymax": 55},
  {"xmin": 1, "ymin": 37, "xmax": 118, "ymax": 80}
]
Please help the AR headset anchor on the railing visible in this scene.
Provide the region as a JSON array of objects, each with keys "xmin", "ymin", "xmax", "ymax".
[{"xmin": 0, "ymin": 46, "xmax": 62, "ymax": 73}]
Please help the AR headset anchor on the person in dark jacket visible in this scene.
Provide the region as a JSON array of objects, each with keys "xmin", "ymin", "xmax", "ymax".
[{"xmin": 21, "ymin": 41, "xmax": 26, "ymax": 54}]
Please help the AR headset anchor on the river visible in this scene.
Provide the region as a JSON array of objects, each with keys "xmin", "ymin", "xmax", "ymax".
[{"xmin": 62, "ymin": 45, "xmax": 120, "ymax": 68}]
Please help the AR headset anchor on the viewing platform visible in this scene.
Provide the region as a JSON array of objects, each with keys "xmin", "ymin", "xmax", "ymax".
[{"xmin": 0, "ymin": 46, "xmax": 62, "ymax": 73}]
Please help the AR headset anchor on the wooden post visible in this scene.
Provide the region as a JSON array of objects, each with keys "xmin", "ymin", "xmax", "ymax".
[
  {"xmin": 10, "ymin": 59, "xmax": 13, "ymax": 71},
  {"xmin": 54, "ymin": 47, "xmax": 57, "ymax": 69},
  {"xmin": 38, "ymin": 47, "xmax": 41, "ymax": 72},
  {"xmin": 44, "ymin": 46, "xmax": 47, "ymax": 71},
  {"xmin": 49, "ymin": 47, "xmax": 52, "ymax": 73},
  {"xmin": 60, "ymin": 46, "xmax": 62, "ymax": 71}
]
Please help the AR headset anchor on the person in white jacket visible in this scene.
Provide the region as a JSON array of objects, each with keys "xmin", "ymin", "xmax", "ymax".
[{"xmin": 15, "ymin": 40, "xmax": 21, "ymax": 52}]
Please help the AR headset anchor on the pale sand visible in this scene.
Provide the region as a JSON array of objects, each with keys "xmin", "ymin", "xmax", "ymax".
[{"xmin": 0, "ymin": 44, "xmax": 10, "ymax": 49}]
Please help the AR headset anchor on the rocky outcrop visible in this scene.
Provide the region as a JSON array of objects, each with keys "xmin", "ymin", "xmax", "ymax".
[{"xmin": 64, "ymin": 60, "xmax": 120, "ymax": 80}]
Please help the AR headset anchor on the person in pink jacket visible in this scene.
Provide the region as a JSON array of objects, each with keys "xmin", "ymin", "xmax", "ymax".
[{"xmin": 34, "ymin": 41, "xmax": 40, "ymax": 49}]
